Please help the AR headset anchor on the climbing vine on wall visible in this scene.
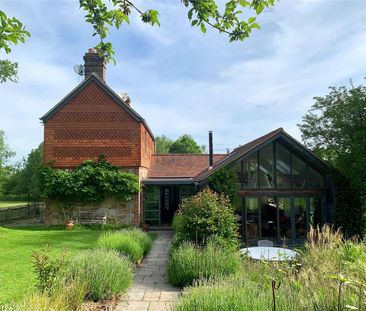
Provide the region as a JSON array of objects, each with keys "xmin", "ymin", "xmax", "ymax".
[{"xmin": 40, "ymin": 157, "xmax": 139, "ymax": 220}]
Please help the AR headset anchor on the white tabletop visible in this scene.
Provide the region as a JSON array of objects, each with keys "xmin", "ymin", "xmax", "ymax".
[{"xmin": 240, "ymin": 246, "xmax": 298, "ymax": 261}]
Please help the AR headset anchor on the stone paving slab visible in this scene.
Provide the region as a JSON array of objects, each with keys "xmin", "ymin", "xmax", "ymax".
[{"xmin": 116, "ymin": 230, "xmax": 180, "ymax": 311}]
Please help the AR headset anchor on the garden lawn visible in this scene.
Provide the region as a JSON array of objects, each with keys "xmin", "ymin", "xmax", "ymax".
[
  {"xmin": 0, "ymin": 226, "xmax": 100, "ymax": 305},
  {"xmin": 0, "ymin": 202, "xmax": 29, "ymax": 209}
]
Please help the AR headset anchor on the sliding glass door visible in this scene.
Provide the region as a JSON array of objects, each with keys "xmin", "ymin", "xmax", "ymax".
[{"xmin": 244, "ymin": 195, "xmax": 323, "ymax": 244}]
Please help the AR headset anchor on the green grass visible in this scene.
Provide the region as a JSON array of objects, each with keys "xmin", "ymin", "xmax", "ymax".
[
  {"xmin": 0, "ymin": 226, "xmax": 100, "ymax": 305},
  {"xmin": 0, "ymin": 202, "xmax": 29, "ymax": 209}
]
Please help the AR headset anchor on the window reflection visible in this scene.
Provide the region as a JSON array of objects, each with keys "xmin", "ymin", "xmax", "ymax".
[
  {"xmin": 246, "ymin": 198, "xmax": 259, "ymax": 240},
  {"xmin": 292, "ymin": 155, "xmax": 307, "ymax": 189},
  {"xmin": 276, "ymin": 143, "xmax": 291, "ymax": 189},
  {"xmin": 243, "ymin": 153, "xmax": 258, "ymax": 189},
  {"xmin": 310, "ymin": 197, "xmax": 322, "ymax": 227},
  {"xmin": 259, "ymin": 144, "xmax": 274, "ymax": 189},
  {"xmin": 294, "ymin": 198, "xmax": 307, "ymax": 239},
  {"xmin": 278, "ymin": 197, "xmax": 291, "ymax": 239},
  {"xmin": 260, "ymin": 196, "xmax": 277, "ymax": 240}
]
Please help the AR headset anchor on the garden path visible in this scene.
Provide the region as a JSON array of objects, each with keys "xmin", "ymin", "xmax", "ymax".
[{"xmin": 116, "ymin": 230, "xmax": 180, "ymax": 311}]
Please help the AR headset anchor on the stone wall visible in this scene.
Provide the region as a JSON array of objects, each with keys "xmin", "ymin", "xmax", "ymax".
[{"xmin": 43, "ymin": 196, "xmax": 137, "ymax": 225}]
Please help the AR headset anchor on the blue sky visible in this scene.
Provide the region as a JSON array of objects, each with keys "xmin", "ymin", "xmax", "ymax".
[{"xmin": 1, "ymin": 0, "xmax": 366, "ymax": 162}]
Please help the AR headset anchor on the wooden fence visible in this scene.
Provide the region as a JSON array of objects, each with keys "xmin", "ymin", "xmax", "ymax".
[{"xmin": 0, "ymin": 203, "xmax": 45, "ymax": 224}]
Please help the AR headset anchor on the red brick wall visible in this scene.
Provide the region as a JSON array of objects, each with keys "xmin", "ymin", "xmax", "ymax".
[
  {"xmin": 43, "ymin": 81, "xmax": 150, "ymax": 168},
  {"xmin": 140, "ymin": 124, "xmax": 155, "ymax": 169}
]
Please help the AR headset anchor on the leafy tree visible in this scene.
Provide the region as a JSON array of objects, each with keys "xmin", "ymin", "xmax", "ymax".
[
  {"xmin": 39, "ymin": 157, "xmax": 139, "ymax": 221},
  {"xmin": 298, "ymin": 81, "xmax": 366, "ymax": 236},
  {"xmin": 0, "ymin": 11, "xmax": 30, "ymax": 83},
  {"xmin": 0, "ymin": 60, "xmax": 18, "ymax": 83},
  {"xmin": 0, "ymin": 130, "xmax": 15, "ymax": 192},
  {"xmin": 155, "ymin": 135, "xmax": 173, "ymax": 154},
  {"xmin": 169, "ymin": 134, "xmax": 204, "ymax": 154},
  {"xmin": 3, "ymin": 143, "xmax": 43, "ymax": 200}
]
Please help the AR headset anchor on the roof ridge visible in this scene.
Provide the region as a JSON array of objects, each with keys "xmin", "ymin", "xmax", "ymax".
[{"xmin": 152, "ymin": 154, "xmax": 227, "ymax": 156}]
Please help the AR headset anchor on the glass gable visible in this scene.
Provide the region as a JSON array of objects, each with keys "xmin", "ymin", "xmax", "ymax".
[{"xmin": 235, "ymin": 140, "xmax": 324, "ymax": 190}]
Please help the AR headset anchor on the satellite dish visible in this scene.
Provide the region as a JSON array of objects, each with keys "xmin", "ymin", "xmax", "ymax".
[{"xmin": 73, "ymin": 64, "xmax": 85, "ymax": 76}]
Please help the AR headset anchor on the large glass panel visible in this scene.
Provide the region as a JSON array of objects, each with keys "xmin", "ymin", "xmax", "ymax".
[
  {"xmin": 310, "ymin": 197, "xmax": 322, "ymax": 227},
  {"xmin": 278, "ymin": 197, "xmax": 292, "ymax": 240},
  {"xmin": 233, "ymin": 160, "xmax": 243, "ymax": 188},
  {"xmin": 292, "ymin": 155, "xmax": 307, "ymax": 189},
  {"xmin": 246, "ymin": 198, "xmax": 259, "ymax": 240},
  {"xmin": 259, "ymin": 143, "xmax": 274, "ymax": 189},
  {"xmin": 275, "ymin": 143, "xmax": 291, "ymax": 189},
  {"xmin": 243, "ymin": 153, "xmax": 258, "ymax": 189},
  {"xmin": 306, "ymin": 166, "xmax": 324, "ymax": 189},
  {"xmin": 260, "ymin": 196, "xmax": 277, "ymax": 240},
  {"xmin": 144, "ymin": 186, "xmax": 160, "ymax": 226},
  {"xmin": 294, "ymin": 197, "xmax": 307, "ymax": 239},
  {"xmin": 179, "ymin": 185, "xmax": 196, "ymax": 203}
]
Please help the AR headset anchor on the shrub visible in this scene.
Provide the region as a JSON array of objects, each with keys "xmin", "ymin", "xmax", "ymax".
[
  {"xmin": 66, "ymin": 249, "xmax": 133, "ymax": 301},
  {"xmin": 167, "ymin": 238, "xmax": 241, "ymax": 287},
  {"xmin": 121, "ymin": 228, "xmax": 153, "ymax": 255},
  {"xmin": 31, "ymin": 247, "xmax": 68, "ymax": 294},
  {"xmin": 173, "ymin": 188, "xmax": 239, "ymax": 247},
  {"xmin": 96, "ymin": 229, "xmax": 150, "ymax": 263}
]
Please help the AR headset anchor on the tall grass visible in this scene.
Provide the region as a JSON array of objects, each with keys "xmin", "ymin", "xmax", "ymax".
[
  {"xmin": 167, "ymin": 239, "xmax": 241, "ymax": 287},
  {"xmin": 175, "ymin": 225, "xmax": 366, "ymax": 310},
  {"xmin": 96, "ymin": 228, "xmax": 152, "ymax": 263},
  {"xmin": 0, "ymin": 279, "xmax": 87, "ymax": 311},
  {"xmin": 66, "ymin": 249, "xmax": 133, "ymax": 301}
]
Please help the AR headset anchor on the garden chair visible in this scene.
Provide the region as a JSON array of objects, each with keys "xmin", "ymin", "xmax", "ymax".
[{"xmin": 258, "ymin": 239, "xmax": 274, "ymax": 247}]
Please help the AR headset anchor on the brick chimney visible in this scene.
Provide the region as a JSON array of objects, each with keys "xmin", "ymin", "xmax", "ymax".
[{"xmin": 83, "ymin": 48, "xmax": 106, "ymax": 81}]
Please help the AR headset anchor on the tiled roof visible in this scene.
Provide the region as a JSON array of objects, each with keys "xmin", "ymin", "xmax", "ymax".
[{"xmin": 148, "ymin": 154, "xmax": 228, "ymax": 178}]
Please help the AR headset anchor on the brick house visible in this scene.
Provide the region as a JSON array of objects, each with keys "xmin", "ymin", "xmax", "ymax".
[{"xmin": 41, "ymin": 49, "xmax": 334, "ymax": 244}]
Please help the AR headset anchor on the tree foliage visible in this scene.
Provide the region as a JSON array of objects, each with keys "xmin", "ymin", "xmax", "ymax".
[
  {"xmin": 155, "ymin": 135, "xmax": 173, "ymax": 154},
  {"xmin": 207, "ymin": 167, "xmax": 239, "ymax": 205},
  {"xmin": 1, "ymin": 1, "xmax": 276, "ymax": 76},
  {"xmin": 156, "ymin": 134, "xmax": 204, "ymax": 154},
  {"xmin": 39, "ymin": 157, "xmax": 139, "ymax": 220},
  {"xmin": 298, "ymin": 81, "xmax": 366, "ymax": 236},
  {"xmin": 169, "ymin": 134, "xmax": 204, "ymax": 154},
  {"xmin": 0, "ymin": 130, "xmax": 15, "ymax": 192},
  {"xmin": 0, "ymin": 60, "xmax": 18, "ymax": 83},
  {"xmin": 78, "ymin": 0, "xmax": 276, "ymax": 62},
  {"xmin": 2, "ymin": 143, "xmax": 43, "ymax": 200},
  {"xmin": 0, "ymin": 10, "xmax": 30, "ymax": 83}
]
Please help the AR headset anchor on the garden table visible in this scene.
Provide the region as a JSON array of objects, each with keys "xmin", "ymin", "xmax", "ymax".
[{"xmin": 240, "ymin": 246, "xmax": 298, "ymax": 261}]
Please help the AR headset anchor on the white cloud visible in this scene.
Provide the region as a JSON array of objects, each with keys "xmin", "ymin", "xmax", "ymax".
[{"xmin": 1, "ymin": 0, "xmax": 365, "ymax": 159}]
